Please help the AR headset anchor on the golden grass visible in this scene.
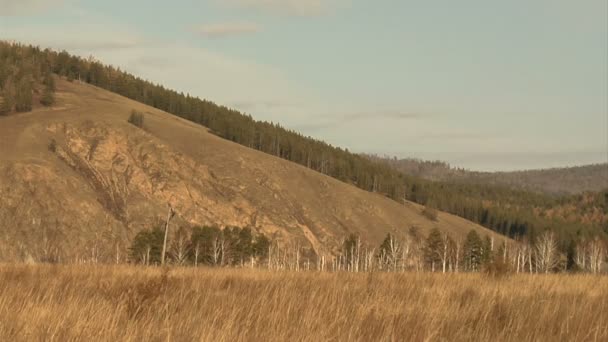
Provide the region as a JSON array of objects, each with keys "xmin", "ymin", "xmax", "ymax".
[{"xmin": 0, "ymin": 265, "xmax": 606, "ymax": 341}]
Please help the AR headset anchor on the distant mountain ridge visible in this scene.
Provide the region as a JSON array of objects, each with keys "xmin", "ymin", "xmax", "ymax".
[{"xmin": 366, "ymin": 155, "xmax": 608, "ymax": 196}]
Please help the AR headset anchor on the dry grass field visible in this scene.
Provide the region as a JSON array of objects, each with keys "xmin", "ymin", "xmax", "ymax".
[{"xmin": 0, "ymin": 264, "xmax": 606, "ymax": 341}]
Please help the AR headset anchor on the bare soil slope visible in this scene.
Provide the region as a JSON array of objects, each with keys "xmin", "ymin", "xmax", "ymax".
[{"xmin": 0, "ymin": 79, "xmax": 503, "ymax": 261}]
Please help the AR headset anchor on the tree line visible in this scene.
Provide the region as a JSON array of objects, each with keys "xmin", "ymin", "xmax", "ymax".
[
  {"xmin": 0, "ymin": 44, "xmax": 55, "ymax": 114},
  {"xmin": 338, "ymin": 228, "xmax": 606, "ymax": 274},
  {"xmin": 367, "ymin": 155, "xmax": 608, "ymax": 196},
  {"xmin": 1, "ymin": 41, "xmax": 606, "ymax": 259},
  {"xmin": 126, "ymin": 222, "xmax": 606, "ymax": 274},
  {"xmin": 129, "ymin": 225, "xmax": 270, "ymax": 267}
]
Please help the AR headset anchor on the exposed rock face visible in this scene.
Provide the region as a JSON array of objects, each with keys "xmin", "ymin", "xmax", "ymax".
[{"xmin": 0, "ymin": 79, "xmax": 503, "ymax": 262}]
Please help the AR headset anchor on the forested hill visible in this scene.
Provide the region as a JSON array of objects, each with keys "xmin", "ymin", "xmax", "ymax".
[
  {"xmin": 1, "ymin": 41, "xmax": 606, "ymax": 256},
  {"xmin": 365, "ymin": 156, "xmax": 608, "ymax": 196}
]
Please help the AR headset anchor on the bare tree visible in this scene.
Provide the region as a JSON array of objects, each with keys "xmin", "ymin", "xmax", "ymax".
[
  {"xmin": 386, "ymin": 235, "xmax": 402, "ymax": 272},
  {"xmin": 364, "ymin": 248, "xmax": 375, "ymax": 272},
  {"xmin": 160, "ymin": 205, "xmax": 176, "ymax": 265},
  {"xmin": 440, "ymin": 233, "xmax": 454, "ymax": 273},
  {"xmin": 513, "ymin": 237, "xmax": 534, "ymax": 273},
  {"xmin": 535, "ymin": 231, "xmax": 560, "ymax": 273},
  {"xmin": 144, "ymin": 246, "xmax": 151, "ymax": 266},
  {"xmin": 408, "ymin": 226, "xmax": 424, "ymax": 272},
  {"xmin": 170, "ymin": 227, "xmax": 191, "ymax": 266},
  {"xmin": 588, "ymin": 238, "xmax": 606, "ymax": 274},
  {"xmin": 88, "ymin": 238, "xmax": 100, "ymax": 264},
  {"xmin": 115, "ymin": 242, "xmax": 121, "ymax": 265},
  {"xmin": 193, "ymin": 242, "xmax": 201, "ymax": 267},
  {"xmin": 219, "ymin": 234, "xmax": 227, "ymax": 266},
  {"xmin": 515, "ymin": 242, "xmax": 529, "ymax": 273},
  {"xmin": 451, "ymin": 238, "xmax": 462, "ymax": 273},
  {"xmin": 579, "ymin": 237, "xmax": 607, "ymax": 274},
  {"xmin": 354, "ymin": 236, "xmax": 361, "ymax": 272},
  {"xmin": 575, "ymin": 240, "xmax": 587, "ymax": 271}
]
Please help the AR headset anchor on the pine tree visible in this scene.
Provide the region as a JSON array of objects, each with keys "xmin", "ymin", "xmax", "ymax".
[
  {"xmin": 0, "ymin": 60, "xmax": 15, "ymax": 115},
  {"xmin": 190, "ymin": 226, "xmax": 221, "ymax": 265},
  {"xmin": 378, "ymin": 233, "xmax": 394, "ymax": 259},
  {"xmin": 42, "ymin": 72, "xmax": 55, "ymax": 91},
  {"xmin": 236, "ymin": 227, "xmax": 253, "ymax": 263},
  {"xmin": 342, "ymin": 233, "xmax": 359, "ymax": 268},
  {"xmin": 424, "ymin": 228, "xmax": 444, "ymax": 272},
  {"xmin": 129, "ymin": 226, "xmax": 165, "ymax": 265},
  {"xmin": 15, "ymin": 78, "xmax": 33, "ymax": 112},
  {"xmin": 0, "ymin": 88, "xmax": 12, "ymax": 115},
  {"xmin": 482, "ymin": 236, "xmax": 493, "ymax": 264},
  {"xmin": 378, "ymin": 233, "xmax": 402, "ymax": 271},
  {"xmin": 40, "ymin": 84, "xmax": 55, "ymax": 106},
  {"xmin": 253, "ymin": 234, "xmax": 270, "ymax": 260},
  {"xmin": 463, "ymin": 230, "xmax": 483, "ymax": 272}
]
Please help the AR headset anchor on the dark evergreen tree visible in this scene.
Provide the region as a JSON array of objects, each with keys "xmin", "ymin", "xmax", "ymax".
[
  {"xmin": 424, "ymin": 228, "xmax": 444, "ymax": 271},
  {"xmin": 463, "ymin": 230, "xmax": 483, "ymax": 272},
  {"xmin": 129, "ymin": 226, "xmax": 165, "ymax": 265},
  {"xmin": 190, "ymin": 225, "xmax": 221, "ymax": 265},
  {"xmin": 42, "ymin": 72, "xmax": 55, "ymax": 91},
  {"xmin": 253, "ymin": 234, "xmax": 270, "ymax": 260},
  {"xmin": 378, "ymin": 233, "xmax": 394, "ymax": 258},
  {"xmin": 15, "ymin": 78, "xmax": 32, "ymax": 112},
  {"xmin": 482, "ymin": 236, "xmax": 493, "ymax": 264},
  {"xmin": 0, "ymin": 89, "xmax": 11, "ymax": 115},
  {"xmin": 236, "ymin": 227, "xmax": 254, "ymax": 263},
  {"xmin": 342, "ymin": 233, "xmax": 359, "ymax": 267},
  {"xmin": 40, "ymin": 84, "xmax": 55, "ymax": 106}
]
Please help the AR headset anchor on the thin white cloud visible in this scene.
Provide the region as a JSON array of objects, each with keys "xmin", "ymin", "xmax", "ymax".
[
  {"xmin": 1, "ymin": 23, "xmax": 314, "ymax": 116},
  {"xmin": 0, "ymin": 0, "xmax": 64, "ymax": 16},
  {"xmin": 0, "ymin": 26, "xmax": 143, "ymax": 51},
  {"xmin": 292, "ymin": 110, "xmax": 428, "ymax": 132},
  {"xmin": 117, "ymin": 44, "xmax": 305, "ymax": 108},
  {"xmin": 230, "ymin": 100, "xmax": 299, "ymax": 111},
  {"xmin": 218, "ymin": 0, "xmax": 343, "ymax": 16},
  {"xmin": 192, "ymin": 22, "xmax": 260, "ymax": 38}
]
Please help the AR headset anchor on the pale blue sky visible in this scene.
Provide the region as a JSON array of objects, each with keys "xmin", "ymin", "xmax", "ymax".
[{"xmin": 1, "ymin": 0, "xmax": 607, "ymax": 171}]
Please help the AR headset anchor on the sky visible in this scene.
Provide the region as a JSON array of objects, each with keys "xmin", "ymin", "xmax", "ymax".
[{"xmin": 1, "ymin": 0, "xmax": 607, "ymax": 171}]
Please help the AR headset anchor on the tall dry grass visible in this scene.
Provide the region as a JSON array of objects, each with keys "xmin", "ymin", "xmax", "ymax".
[{"xmin": 0, "ymin": 264, "xmax": 606, "ymax": 341}]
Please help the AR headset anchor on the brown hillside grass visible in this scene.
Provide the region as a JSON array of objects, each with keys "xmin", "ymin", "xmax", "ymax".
[
  {"xmin": 0, "ymin": 79, "xmax": 507, "ymax": 261},
  {"xmin": 0, "ymin": 265, "xmax": 606, "ymax": 341}
]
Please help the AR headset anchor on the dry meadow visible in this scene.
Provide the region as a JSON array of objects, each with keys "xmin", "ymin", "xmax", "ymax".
[{"xmin": 0, "ymin": 264, "xmax": 606, "ymax": 341}]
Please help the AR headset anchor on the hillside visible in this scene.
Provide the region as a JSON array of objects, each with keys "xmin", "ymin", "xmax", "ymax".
[
  {"xmin": 1, "ymin": 41, "xmax": 604, "ymax": 266},
  {"xmin": 0, "ymin": 79, "xmax": 504, "ymax": 262},
  {"xmin": 2, "ymin": 42, "xmax": 541, "ymax": 244},
  {"xmin": 366, "ymin": 155, "xmax": 608, "ymax": 196}
]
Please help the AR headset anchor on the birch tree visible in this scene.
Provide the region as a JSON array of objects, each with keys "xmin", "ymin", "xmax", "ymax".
[{"xmin": 535, "ymin": 231, "xmax": 560, "ymax": 273}]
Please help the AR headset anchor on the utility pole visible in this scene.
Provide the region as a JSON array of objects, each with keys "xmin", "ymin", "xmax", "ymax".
[{"xmin": 161, "ymin": 205, "xmax": 176, "ymax": 266}]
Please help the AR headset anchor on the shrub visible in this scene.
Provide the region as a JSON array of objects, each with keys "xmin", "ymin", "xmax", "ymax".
[
  {"xmin": 48, "ymin": 139, "xmax": 57, "ymax": 153},
  {"xmin": 483, "ymin": 259, "xmax": 511, "ymax": 278},
  {"xmin": 40, "ymin": 87, "xmax": 55, "ymax": 106},
  {"xmin": 421, "ymin": 206, "xmax": 438, "ymax": 221},
  {"xmin": 128, "ymin": 110, "xmax": 144, "ymax": 128}
]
